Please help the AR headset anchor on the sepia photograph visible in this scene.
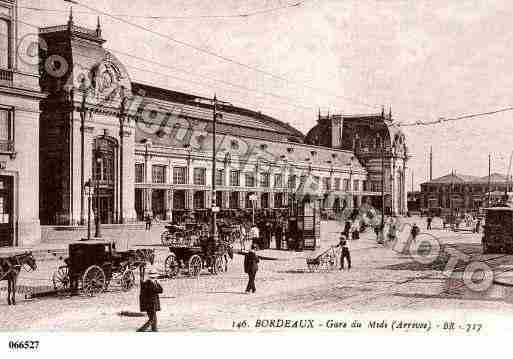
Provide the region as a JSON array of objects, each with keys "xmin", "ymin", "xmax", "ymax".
[{"xmin": 0, "ymin": 0, "xmax": 513, "ymax": 355}]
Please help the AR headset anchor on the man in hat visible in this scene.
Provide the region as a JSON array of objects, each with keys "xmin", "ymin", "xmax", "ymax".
[
  {"xmin": 338, "ymin": 235, "xmax": 351, "ymax": 270},
  {"xmin": 244, "ymin": 244, "xmax": 260, "ymax": 293},
  {"xmin": 137, "ymin": 266, "xmax": 163, "ymax": 332}
]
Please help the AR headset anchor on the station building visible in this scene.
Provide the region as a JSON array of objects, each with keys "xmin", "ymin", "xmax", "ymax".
[
  {"xmin": 0, "ymin": 11, "xmax": 410, "ymax": 247},
  {"xmin": 36, "ymin": 15, "xmax": 409, "ymax": 232}
]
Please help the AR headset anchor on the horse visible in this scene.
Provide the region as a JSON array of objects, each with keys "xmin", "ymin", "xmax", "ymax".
[{"xmin": 0, "ymin": 252, "xmax": 37, "ymax": 305}]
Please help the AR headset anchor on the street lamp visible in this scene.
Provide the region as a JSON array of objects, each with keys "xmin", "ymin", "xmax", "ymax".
[
  {"xmin": 83, "ymin": 179, "xmax": 93, "ymax": 241},
  {"xmin": 94, "ymin": 150, "xmax": 102, "ymax": 238}
]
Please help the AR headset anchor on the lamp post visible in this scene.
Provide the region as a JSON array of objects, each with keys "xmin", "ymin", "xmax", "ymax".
[
  {"xmin": 94, "ymin": 150, "xmax": 102, "ymax": 238},
  {"xmin": 84, "ymin": 179, "xmax": 93, "ymax": 241}
]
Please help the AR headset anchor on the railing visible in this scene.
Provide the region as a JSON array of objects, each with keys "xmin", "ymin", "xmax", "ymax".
[
  {"xmin": 0, "ymin": 140, "xmax": 14, "ymax": 153},
  {"xmin": 0, "ymin": 68, "xmax": 12, "ymax": 85},
  {"xmin": 40, "ymin": 24, "xmax": 99, "ymax": 38}
]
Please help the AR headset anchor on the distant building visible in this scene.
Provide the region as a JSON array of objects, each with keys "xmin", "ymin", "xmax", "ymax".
[{"xmin": 419, "ymin": 172, "xmax": 510, "ymax": 212}]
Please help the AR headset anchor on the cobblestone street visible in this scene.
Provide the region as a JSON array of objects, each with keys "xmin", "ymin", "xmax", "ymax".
[{"xmin": 3, "ymin": 219, "xmax": 513, "ymax": 331}]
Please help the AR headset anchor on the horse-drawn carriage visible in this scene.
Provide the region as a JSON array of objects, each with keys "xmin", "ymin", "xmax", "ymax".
[
  {"xmin": 52, "ymin": 241, "xmax": 153, "ymax": 296},
  {"xmin": 160, "ymin": 222, "xmax": 209, "ymax": 246},
  {"xmin": 161, "ymin": 224, "xmax": 233, "ymax": 278}
]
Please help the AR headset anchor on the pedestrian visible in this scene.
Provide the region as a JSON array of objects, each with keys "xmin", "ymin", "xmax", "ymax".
[
  {"xmin": 249, "ymin": 223, "xmax": 260, "ymax": 249},
  {"xmin": 338, "ymin": 236, "xmax": 351, "ymax": 270},
  {"xmin": 137, "ymin": 266, "xmax": 163, "ymax": 332},
  {"xmin": 244, "ymin": 244, "xmax": 259, "ymax": 293},
  {"xmin": 145, "ymin": 214, "xmax": 152, "ymax": 231},
  {"xmin": 387, "ymin": 219, "xmax": 397, "ymax": 244},
  {"xmin": 275, "ymin": 221, "xmax": 283, "ymax": 250},
  {"xmin": 351, "ymin": 220, "xmax": 360, "ymax": 240},
  {"xmin": 343, "ymin": 220, "xmax": 351, "ymax": 238},
  {"xmin": 426, "ymin": 216, "xmax": 432, "ymax": 230},
  {"xmin": 475, "ymin": 218, "xmax": 481, "ymax": 233},
  {"xmin": 411, "ymin": 223, "xmax": 420, "ymax": 242}
]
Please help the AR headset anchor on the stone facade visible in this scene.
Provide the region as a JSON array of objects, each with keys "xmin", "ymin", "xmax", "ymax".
[
  {"xmin": 0, "ymin": 0, "xmax": 45, "ymax": 247},
  {"xmin": 35, "ymin": 16, "xmax": 408, "ymax": 238}
]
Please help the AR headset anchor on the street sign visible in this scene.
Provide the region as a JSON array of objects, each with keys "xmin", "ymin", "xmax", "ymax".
[{"xmin": 212, "ymin": 206, "xmax": 220, "ymax": 212}]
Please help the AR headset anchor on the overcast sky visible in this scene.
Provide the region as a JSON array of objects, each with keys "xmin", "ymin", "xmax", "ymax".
[{"xmin": 24, "ymin": 0, "xmax": 513, "ymax": 189}]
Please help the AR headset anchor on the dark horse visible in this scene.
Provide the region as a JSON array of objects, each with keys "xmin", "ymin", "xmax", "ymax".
[{"xmin": 0, "ymin": 252, "xmax": 37, "ymax": 305}]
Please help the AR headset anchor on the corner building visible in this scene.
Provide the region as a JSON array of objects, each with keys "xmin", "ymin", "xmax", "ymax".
[
  {"xmin": 0, "ymin": 0, "xmax": 45, "ymax": 247},
  {"xmin": 38, "ymin": 17, "xmax": 408, "ymax": 230}
]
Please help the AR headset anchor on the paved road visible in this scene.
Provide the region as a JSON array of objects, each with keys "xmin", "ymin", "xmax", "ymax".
[{"xmin": 3, "ymin": 218, "xmax": 513, "ymax": 331}]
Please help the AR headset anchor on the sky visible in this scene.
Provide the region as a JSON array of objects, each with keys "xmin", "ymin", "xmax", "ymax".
[{"xmin": 22, "ymin": 0, "xmax": 513, "ymax": 190}]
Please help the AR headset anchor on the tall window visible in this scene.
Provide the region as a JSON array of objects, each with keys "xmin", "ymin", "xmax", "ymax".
[
  {"xmin": 343, "ymin": 179, "xmax": 350, "ymax": 191},
  {"xmin": 173, "ymin": 166, "xmax": 187, "ymax": 184},
  {"xmin": 0, "ymin": 18, "xmax": 10, "ymax": 69},
  {"xmin": 0, "ymin": 110, "xmax": 12, "ymax": 142},
  {"xmin": 135, "ymin": 163, "xmax": 144, "ymax": 183},
  {"xmin": 322, "ymin": 177, "xmax": 331, "ymax": 191},
  {"xmin": 230, "ymin": 192, "xmax": 239, "ymax": 208},
  {"xmin": 260, "ymin": 172, "xmax": 270, "ymax": 188},
  {"xmin": 193, "ymin": 168, "xmax": 206, "ymax": 185},
  {"xmin": 245, "ymin": 172, "xmax": 255, "ymax": 187},
  {"xmin": 334, "ymin": 178, "xmax": 341, "ymax": 191},
  {"xmin": 215, "ymin": 169, "xmax": 225, "ymax": 186},
  {"xmin": 230, "ymin": 170, "xmax": 240, "ymax": 187},
  {"xmin": 274, "ymin": 174, "xmax": 283, "ymax": 188},
  {"xmin": 353, "ymin": 179, "xmax": 360, "ymax": 192},
  {"xmin": 152, "ymin": 165, "xmax": 166, "ymax": 184},
  {"xmin": 193, "ymin": 191, "xmax": 205, "ymax": 209},
  {"xmin": 288, "ymin": 175, "xmax": 296, "ymax": 190}
]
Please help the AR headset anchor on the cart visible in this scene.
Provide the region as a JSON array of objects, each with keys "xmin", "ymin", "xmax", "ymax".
[
  {"xmin": 161, "ymin": 222, "xmax": 208, "ymax": 246},
  {"xmin": 51, "ymin": 241, "xmax": 152, "ymax": 296},
  {"xmin": 163, "ymin": 236, "xmax": 233, "ymax": 278},
  {"xmin": 306, "ymin": 245, "xmax": 339, "ymax": 272}
]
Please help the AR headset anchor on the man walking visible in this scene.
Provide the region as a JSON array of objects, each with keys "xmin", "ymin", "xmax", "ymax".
[
  {"xmin": 145, "ymin": 214, "xmax": 152, "ymax": 231},
  {"xmin": 249, "ymin": 223, "xmax": 260, "ymax": 249},
  {"xmin": 244, "ymin": 244, "xmax": 259, "ymax": 293},
  {"xmin": 338, "ymin": 235, "xmax": 351, "ymax": 270},
  {"xmin": 411, "ymin": 223, "xmax": 420, "ymax": 243},
  {"xmin": 137, "ymin": 267, "xmax": 163, "ymax": 332},
  {"xmin": 426, "ymin": 216, "xmax": 432, "ymax": 230}
]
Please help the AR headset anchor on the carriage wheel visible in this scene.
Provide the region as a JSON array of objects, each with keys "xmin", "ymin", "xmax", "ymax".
[
  {"xmin": 213, "ymin": 255, "xmax": 225, "ymax": 275},
  {"xmin": 164, "ymin": 253, "xmax": 180, "ymax": 278},
  {"xmin": 120, "ymin": 269, "xmax": 135, "ymax": 292},
  {"xmin": 82, "ymin": 265, "xmax": 106, "ymax": 297},
  {"xmin": 161, "ymin": 231, "xmax": 171, "ymax": 246},
  {"xmin": 52, "ymin": 265, "xmax": 70, "ymax": 292},
  {"xmin": 188, "ymin": 255, "xmax": 202, "ymax": 277},
  {"xmin": 307, "ymin": 263, "xmax": 316, "ymax": 272}
]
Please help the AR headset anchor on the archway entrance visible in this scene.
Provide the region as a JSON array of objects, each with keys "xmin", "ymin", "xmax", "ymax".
[{"xmin": 94, "ymin": 137, "xmax": 116, "ymax": 224}]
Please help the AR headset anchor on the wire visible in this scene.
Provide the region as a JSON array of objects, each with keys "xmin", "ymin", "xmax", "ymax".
[
  {"xmin": 14, "ymin": 16, "xmax": 335, "ymax": 115},
  {"xmin": 397, "ymin": 106, "xmax": 513, "ymax": 127},
  {"xmin": 21, "ymin": 2, "xmax": 305, "ymax": 20},
  {"xmin": 64, "ymin": 0, "xmax": 380, "ymax": 110}
]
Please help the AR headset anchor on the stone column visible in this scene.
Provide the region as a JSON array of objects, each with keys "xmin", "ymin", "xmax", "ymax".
[
  {"xmin": 186, "ymin": 190, "xmax": 193, "ymax": 210},
  {"xmin": 223, "ymin": 191, "xmax": 230, "ymax": 209}
]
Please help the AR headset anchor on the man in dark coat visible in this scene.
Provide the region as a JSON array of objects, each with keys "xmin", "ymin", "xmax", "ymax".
[
  {"xmin": 411, "ymin": 223, "xmax": 420, "ymax": 242},
  {"xmin": 137, "ymin": 267, "xmax": 163, "ymax": 332},
  {"xmin": 426, "ymin": 216, "xmax": 432, "ymax": 230},
  {"xmin": 244, "ymin": 244, "xmax": 260, "ymax": 293},
  {"xmin": 338, "ymin": 236, "xmax": 351, "ymax": 270}
]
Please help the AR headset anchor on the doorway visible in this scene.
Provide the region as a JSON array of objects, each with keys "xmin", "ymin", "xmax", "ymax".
[{"xmin": 0, "ymin": 175, "xmax": 13, "ymax": 247}]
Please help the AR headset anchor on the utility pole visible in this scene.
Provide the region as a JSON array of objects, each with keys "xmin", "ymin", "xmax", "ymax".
[
  {"xmin": 380, "ymin": 141, "xmax": 385, "ymax": 242},
  {"xmin": 206, "ymin": 95, "xmax": 231, "ymax": 241},
  {"xmin": 411, "ymin": 169, "xmax": 414, "ymax": 193},
  {"xmin": 429, "ymin": 146, "xmax": 433, "ymax": 181},
  {"xmin": 211, "ymin": 95, "xmax": 218, "ymax": 242},
  {"xmin": 487, "ymin": 154, "xmax": 491, "ymax": 206},
  {"xmin": 118, "ymin": 88, "xmax": 127, "ymax": 224}
]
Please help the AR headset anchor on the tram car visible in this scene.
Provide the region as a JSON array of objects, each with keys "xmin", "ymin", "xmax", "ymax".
[{"xmin": 482, "ymin": 207, "xmax": 513, "ymax": 254}]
